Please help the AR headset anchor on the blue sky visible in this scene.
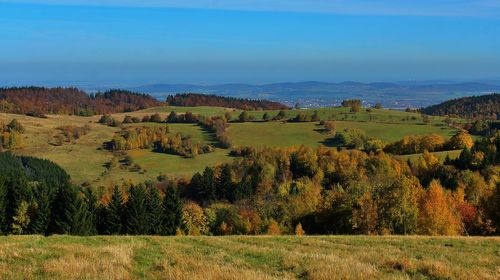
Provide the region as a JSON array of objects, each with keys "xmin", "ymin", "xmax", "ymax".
[{"xmin": 0, "ymin": 0, "xmax": 499, "ymax": 85}]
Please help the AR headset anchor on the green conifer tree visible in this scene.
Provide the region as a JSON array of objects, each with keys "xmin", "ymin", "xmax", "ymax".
[
  {"xmin": 146, "ymin": 186, "xmax": 164, "ymax": 235},
  {"xmin": 105, "ymin": 186, "xmax": 124, "ymax": 235},
  {"xmin": 162, "ymin": 186, "xmax": 183, "ymax": 235},
  {"xmin": 125, "ymin": 184, "xmax": 149, "ymax": 234}
]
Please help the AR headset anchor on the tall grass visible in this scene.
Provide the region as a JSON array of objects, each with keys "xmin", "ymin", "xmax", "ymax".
[{"xmin": 0, "ymin": 235, "xmax": 498, "ymax": 279}]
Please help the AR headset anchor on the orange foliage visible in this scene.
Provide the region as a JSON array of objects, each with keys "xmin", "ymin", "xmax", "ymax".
[{"xmin": 418, "ymin": 180, "xmax": 462, "ymax": 235}]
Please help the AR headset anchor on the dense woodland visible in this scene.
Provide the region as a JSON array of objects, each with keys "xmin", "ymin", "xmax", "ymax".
[
  {"xmin": 422, "ymin": 93, "xmax": 499, "ymax": 119},
  {"xmin": 0, "ymin": 87, "xmax": 162, "ymax": 116},
  {"xmin": 166, "ymin": 93, "xmax": 288, "ymax": 110},
  {"xmin": 0, "ymin": 131, "xmax": 498, "ymax": 236}
]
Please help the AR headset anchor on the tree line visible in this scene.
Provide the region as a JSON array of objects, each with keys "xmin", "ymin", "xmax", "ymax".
[
  {"xmin": 0, "ymin": 87, "xmax": 162, "ymax": 116},
  {"xmin": 166, "ymin": 93, "xmax": 288, "ymax": 110},
  {"xmin": 422, "ymin": 93, "xmax": 499, "ymax": 119}
]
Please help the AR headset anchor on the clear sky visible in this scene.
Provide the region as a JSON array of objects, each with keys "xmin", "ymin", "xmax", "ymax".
[{"xmin": 0, "ymin": 0, "xmax": 500, "ymax": 85}]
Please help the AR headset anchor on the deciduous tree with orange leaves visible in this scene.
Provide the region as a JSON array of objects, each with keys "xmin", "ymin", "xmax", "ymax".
[{"xmin": 418, "ymin": 180, "xmax": 462, "ymax": 235}]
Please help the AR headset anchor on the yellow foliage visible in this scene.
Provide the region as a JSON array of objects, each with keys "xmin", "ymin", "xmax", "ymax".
[
  {"xmin": 266, "ymin": 219, "xmax": 281, "ymax": 235},
  {"xmin": 295, "ymin": 223, "xmax": 305, "ymax": 236},
  {"xmin": 418, "ymin": 180, "xmax": 462, "ymax": 235}
]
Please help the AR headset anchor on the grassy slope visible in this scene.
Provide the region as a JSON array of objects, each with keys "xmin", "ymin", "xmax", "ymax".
[
  {"xmin": 0, "ymin": 106, "xmax": 462, "ymax": 186},
  {"xmin": 228, "ymin": 121, "xmax": 457, "ymax": 148},
  {"xmin": 0, "ymin": 235, "xmax": 498, "ymax": 280}
]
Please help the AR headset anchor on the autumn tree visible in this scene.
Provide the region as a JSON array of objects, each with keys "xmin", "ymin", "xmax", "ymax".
[
  {"xmin": 182, "ymin": 201, "xmax": 208, "ymax": 235},
  {"xmin": 448, "ymin": 130, "xmax": 474, "ymax": 150},
  {"xmin": 418, "ymin": 180, "xmax": 462, "ymax": 235}
]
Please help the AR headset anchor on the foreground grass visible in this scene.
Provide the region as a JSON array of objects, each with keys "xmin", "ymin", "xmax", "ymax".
[{"xmin": 0, "ymin": 235, "xmax": 498, "ymax": 280}]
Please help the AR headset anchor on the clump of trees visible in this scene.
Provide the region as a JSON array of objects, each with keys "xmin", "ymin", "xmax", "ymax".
[
  {"xmin": 332, "ymin": 128, "xmax": 369, "ymax": 149},
  {"xmin": 342, "ymin": 99, "xmax": 362, "ymax": 113},
  {"xmin": 107, "ymin": 126, "xmax": 213, "ymax": 158},
  {"xmin": 122, "ymin": 115, "xmax": 141, "ymax": 124},
  {"xmin": 98, "ymin": 115, "xmax": 121, "ymax": 127},
  {"xmin": 465, "ymin": 119, "xmax": 498, "ymax": 136},
  {"xmin": 157, "ymin": 133, "xmax": 213, "ymax": 158},
  {"xmin": 289, "ymin": 111, "xmax": 320, "ymax": 122},
  {"xmin": 0, "ymin": 119, "xmax": 24, "ymax": 150},
  {"xmin": 51, "ymin": 125, "xmax": 91, "ymax": 145},
  {"xmin": 199, "ymin": 116, "xmax": 232, "ymax": 148},
  {"xmin": 322, "ymin": 120, "xmax": 336, "ymax": 134},
  {"xmin": 166, "ymin": 93, "xmax": 288, "ymax": 110},
  {"xmin": 108, "ymin": 126, "xmax": 170, "ymax": 150},
  {"xmin": 238, "ymin": 111, "xmax": 256, "ymax": 122},
  {"xmin": 384, "ymin": 131, "xmax": 475, "ymax": 155}
]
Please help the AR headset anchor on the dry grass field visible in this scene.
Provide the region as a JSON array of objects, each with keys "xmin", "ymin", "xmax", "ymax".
[{"xmin": 0, "ymin": 235, "xmax": 498, "ymax": 280}]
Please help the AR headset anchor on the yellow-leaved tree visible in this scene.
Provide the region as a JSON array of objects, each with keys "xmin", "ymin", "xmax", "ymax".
[{"xmin": 418, "ymin": 180, "xmax": 462, "ymax": 235}]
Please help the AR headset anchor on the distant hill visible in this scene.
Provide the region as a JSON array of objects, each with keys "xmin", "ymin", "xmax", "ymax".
[
  {"xmin": 131, "ymin": 81, "xmax": 500, "ymax": 109},
  {"xmin": 166, "ymin": 93, "xmax": 288, "ymax": 110},
  {"xmin": 422, "ymin": 93, "xmax": 499, "ymax": 119},
  {"xmin": 0, "ymin": 87, "xmax": 162, "ymax": 116}
]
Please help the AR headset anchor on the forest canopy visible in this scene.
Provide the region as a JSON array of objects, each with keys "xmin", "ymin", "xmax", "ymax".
[
  {"xmin": 166, "ymin": 93, "xmax": 288, "ymax": 110},
  {"xmin": 422, "ymin": 93, "xmax": 499, "ymax": 119},
  {"xmin": 0, "ymin": 87, "xmax": 163, "ymax": 116}
]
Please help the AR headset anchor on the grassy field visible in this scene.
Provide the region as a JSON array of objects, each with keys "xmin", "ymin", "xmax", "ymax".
[
  {"xmin": 140, "ymin": 106, "xmax": 460, "ymax": 126},
  {"xmin": 0, "ymin": 106, "xmax": 463, "ymax": 186},
  {"xmin": 137, "ymin": 105, "xmax": 234, "ymax": 116},
  {"xmin": 228, "ymin": 121, "xmax": 457, "ymax": 148},
  {"xmin": 395, "ymin": 150, "xmax": 463, "ymax": 162},
  {"xmin": 0, "ymin": 235, "xmax": 498, "ymax": 279}
]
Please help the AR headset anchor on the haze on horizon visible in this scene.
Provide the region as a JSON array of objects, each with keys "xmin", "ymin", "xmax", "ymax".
[{"xmin": 1, "ymin": 0, "xmax": 500, "ymax": 86}]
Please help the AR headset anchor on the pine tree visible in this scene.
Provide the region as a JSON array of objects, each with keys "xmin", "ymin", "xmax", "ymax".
[
  {"xmin": 11, "ymin": 201, "xmax": 30, "ymax": 234},
  {"xmin": 216, "ymin": 164, "xmax": 232, "ymax": 200},
  {"xmin": 189, "ymin": 172, "xmax": 204, "ymax": 202},
  {"xmin": 0, "ymin": 180, "xmax": 7, "ymax": 234},
  {"xmin": 104, "ymin": 186, "xmax": 124, "ymax": 235},
  {"xmin": 162, "ymin": 186, "xmax": 183, "ymax": 235},
  {"xmin": 71, "ymin": 194, "xmax": 94, "ymax": 236},
  {"xmin": 202, "ymin": 167, "xmax": 217, "ymax": 203},
  {"xmin": 125, "ymin": 184, "xmax": 149, "ymax": 235},
  {"xmin": 48, "ymin": 186, "xmax": 93, "ymax": 235},
  {"xmin": 82, "ymin": 188, "xmax": 98, "ymax": 235},
  {"xmin": 146, "ymin": 187, "xmax": 164, "ymax": 235},
  {"xmin": 29, "ymin": 185, "xmax": 52, "ymax": 235}
]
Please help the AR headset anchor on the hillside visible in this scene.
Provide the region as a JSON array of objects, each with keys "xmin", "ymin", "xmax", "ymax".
[
  {"xmin": 422, "ymin": 93, "xmax": 499, "ymax": 119},
  {"xmin": 166, "ymin": 93, "xmax": 288, "ymax": 110},
  {"xmin": 0, "ymin": 106, "xmax": 461, "ymax": 186},
  {"xmin": 0, "ymin": 87, "xmax": 162, "ymax": 116},
  {"xmin": 1, "ymin": 235, "xmax": 499, "ymax": 279}
]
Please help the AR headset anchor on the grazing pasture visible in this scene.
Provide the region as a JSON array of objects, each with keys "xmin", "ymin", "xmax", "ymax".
[{"xmin": 0, "ymin": 105, "xmax": 463, "ymax": 186}]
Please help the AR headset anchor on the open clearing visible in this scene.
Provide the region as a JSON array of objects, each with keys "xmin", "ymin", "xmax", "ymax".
[{"xmin": 0, "ymin": 235, "xmax": 498, "ymax": 280}]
